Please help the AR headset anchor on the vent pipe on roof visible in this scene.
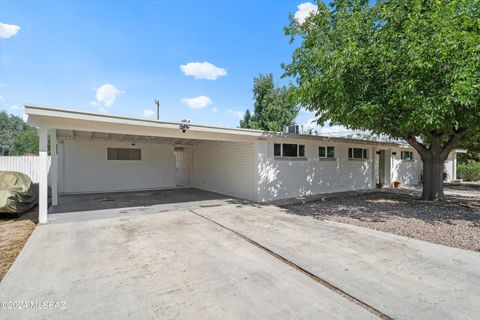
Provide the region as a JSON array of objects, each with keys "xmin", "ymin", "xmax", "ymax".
[{"xmin": 155, "ymin": 99, "xmax": 160, "ymax": 120}]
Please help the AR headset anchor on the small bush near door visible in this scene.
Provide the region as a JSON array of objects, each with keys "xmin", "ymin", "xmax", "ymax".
[{"xmin": 458, "ymin": 161, "xmax": 480, "ymax": 181}]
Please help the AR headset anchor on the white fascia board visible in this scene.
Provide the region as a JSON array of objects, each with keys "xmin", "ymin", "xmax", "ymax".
[
  {"xmin": 25, "ymin": 105, "xmax": 263, "ymax": 143},
  {"xmin": 25, "ymin": 104, "xmax": 410, "ymax": 147}
]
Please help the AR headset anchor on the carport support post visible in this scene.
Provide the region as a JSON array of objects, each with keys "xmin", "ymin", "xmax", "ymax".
[
  {"xmin": 50, "ymin": 129, "xmax": 58, "ymax": 206},
  {"xmin": 38, "ymin": 127, "xmax": 48, "ymax": 223}
]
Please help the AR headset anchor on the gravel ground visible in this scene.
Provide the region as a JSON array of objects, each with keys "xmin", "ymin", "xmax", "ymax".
[
  {"xmin": 0, "ymin": 211, "xmax": 36, "ymax": 281},
  {"xmin": 284, "ymin": 184, "xmax": 480, "ymax": 252}
]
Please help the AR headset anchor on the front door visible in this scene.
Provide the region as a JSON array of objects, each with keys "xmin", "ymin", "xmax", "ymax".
[
  {"xmin": 379, "ymin": 150, "xmax": 386, "ymax": 184},
  {"xmin": 175, "ymin": 149, "xmax": 192, "ymax": 188}
]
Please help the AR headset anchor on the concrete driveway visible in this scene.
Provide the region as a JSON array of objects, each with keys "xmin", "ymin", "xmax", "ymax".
[{"xmin": 1, "ymin": 191, "xmax": 479, "ymax": 320}]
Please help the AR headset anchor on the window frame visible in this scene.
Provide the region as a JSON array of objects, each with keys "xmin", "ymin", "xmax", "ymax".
[
  {"xmin": 318, "ymin": 146, "xmax": 335, "ymax": 159},
  {"xmin": 348, "ymin": 147, "xmax": 368, "ymax": 160},
  {"xmin": 107, "ymin": 147, "xmax": 142, "ymax": 161},
  {"xmin": 274, "ymin": 143, "xmax": 306, "ymax": 159},
  {"xmin": 401, "ymin": 151, "xmax": 414, "ymax": 160}
]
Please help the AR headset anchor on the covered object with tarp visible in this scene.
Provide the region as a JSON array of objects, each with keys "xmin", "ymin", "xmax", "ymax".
[{"xmin": 0, "ymin": 171, "xmax": 38, "ymax": 213}]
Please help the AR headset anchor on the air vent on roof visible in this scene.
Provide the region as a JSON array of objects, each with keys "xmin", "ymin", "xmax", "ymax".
[{"xmin": 285, "ymin": 125, "xmax": 300, "ymax": 134}]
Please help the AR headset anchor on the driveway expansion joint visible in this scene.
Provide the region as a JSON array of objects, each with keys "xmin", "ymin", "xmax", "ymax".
[{"xmin": 188, "ymin": 209, "xmax": 393, "ymax": 320}]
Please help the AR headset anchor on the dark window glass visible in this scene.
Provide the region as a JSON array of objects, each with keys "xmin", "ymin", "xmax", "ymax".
[
  {"xmin": 349, "ymin": 148, "xmax": 367, "ymax": 159},
  {"xmin": 282, "ymin": 144, "xmax": 298, "ymax": 157},
  {"xmin": 274, "ymin": 143, "xmax": 281, "ymax": 156},
  {"xmin": 401, "ymin": 151, "xmax": 413, "ymax": 160},
  {"xmin": 107, "ymin": 148, "xmax": 141, "ymax": 160},
  {"xmin": 299, "ymin": 145, "xmax": 305, "ymax": 157},
  {"xmin": 327, "ymin": 146, "xmax": 335, "ymax": 158},
  {"xmin": 319, "ymin": 146, "xmax": 326, "ymax": 157},
  {"xmin": 353, "ymin": 148, "xmax": 364, "ymax": 158}
]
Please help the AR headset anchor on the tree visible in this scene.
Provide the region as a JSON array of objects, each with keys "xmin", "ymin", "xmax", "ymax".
[
  {"xmin": 458, "ymin": 131, "xmax": 480, "ymax": 163},
  {"xmin": 0, "ymin": 111, "xmax": 29, "ymax": 155},
  {"xmin": 11, "ymin": 128, "xmax": 39, "ymax": 155},
  {"xmin": 240, "ymin": 73, "xmax": 299, "ymax": 131},
  {"xmin": 283, "ymin": 0, "xmax": 480, "ymax": 200}
]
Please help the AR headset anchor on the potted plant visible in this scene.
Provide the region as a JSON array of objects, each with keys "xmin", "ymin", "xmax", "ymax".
[
  {"xmin": 393, "ymin": 180, "xmax": 401, "ymax": 188},
  {"xmin": 376, "ymin": 182, "xmax": 384, "ymax": 189}
]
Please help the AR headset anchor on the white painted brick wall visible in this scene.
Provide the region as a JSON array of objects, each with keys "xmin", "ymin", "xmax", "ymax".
[
  {"xmin": 192, "ymin": 141, "xmax": 256, "ymax": 201},
  {"xmin": 257, "ymin": 140, "xmax": 376, "ymax": 201}
]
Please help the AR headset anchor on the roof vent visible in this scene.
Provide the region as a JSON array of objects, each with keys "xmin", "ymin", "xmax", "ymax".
[{"xmin": 285, "ymin": 125, "xmax": 301, "ymax": 134}]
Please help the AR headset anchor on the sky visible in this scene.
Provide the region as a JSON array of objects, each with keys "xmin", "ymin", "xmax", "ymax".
[{"xmin": 0, "ymin": 0, "xmax": 353, "ymax": 135}]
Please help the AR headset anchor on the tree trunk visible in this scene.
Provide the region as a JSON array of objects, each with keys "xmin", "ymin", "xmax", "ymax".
[
  {"xmin": 420, "ymin": 153, "xmax": 446, "ymax": 200},
  {"xmin": 405, "ymin": 129, "xmax": 468, "ymax": 201}
]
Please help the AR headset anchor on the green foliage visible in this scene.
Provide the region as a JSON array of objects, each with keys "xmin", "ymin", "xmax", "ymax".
[
  {"xmin": 283, "ymin": 0, "xmax": 479, "ymax": 141},
  {"xmin": 240, "ymin": 73, "xmax": 299, "ymax": 131},
  {"xmin": 457, "ymin": 161, "xmax": 480, "ymax": 181},
  {"xmin": 11, "ymin": 128, "xmax": 39, "ymax": 156},
  {"xmin": 0, "ymin": 111, "xmax": 30, "ymax": 156},
  {"xmin": 458, "ymin": 131, "xmax": 480, "ymax": 162}
]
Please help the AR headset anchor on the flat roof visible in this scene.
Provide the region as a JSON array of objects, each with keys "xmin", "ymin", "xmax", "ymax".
[{"xmin": 25, "ymin": 104, "xmax": 409, "ymax": 147}]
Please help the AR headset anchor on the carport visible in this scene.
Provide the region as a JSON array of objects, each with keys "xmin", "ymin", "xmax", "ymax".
[
  {"xmin": 25, "ymin": 104, "xmax": 263, "ymax": 223},
  {"xmin": 47, "ymin": 188, "xmax": 232, "ymax": 223}
]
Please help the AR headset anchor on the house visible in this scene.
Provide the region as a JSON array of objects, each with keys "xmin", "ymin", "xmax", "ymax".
[{"xmin": 25, "ymin": 104, "xmax": 459, "ymax": 223}]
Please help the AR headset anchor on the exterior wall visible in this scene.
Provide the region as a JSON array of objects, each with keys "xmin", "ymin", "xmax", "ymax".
[
  {"xmin": 61, "ymin": 140, "xmax": 175, "ymax": 193},
  {"xmin": 192, "ymin": 141, "xmax": 256, "ymax": 201},
  {"xmin": 390, "ymin": 148, "xmax": 423, "ymax": 185},
  {"xmin": 255, "ymin": 140, "xmax": 458, "ymax": 202},
  {"xmin": 444, "ymin": 151, "xmax": 457, "ymax": 181},
  {"xmin": 257, "ymin": 140, "xmax": 376, "ymax": 202}
]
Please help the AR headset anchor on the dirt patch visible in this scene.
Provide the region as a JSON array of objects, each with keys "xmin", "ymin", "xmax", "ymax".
[
  {"xmin": 283, "ymin": 184, "xmax": 480, "ymax": 252},
  {"xmin": 0, "ymin": 211, "xmax": 36, "ymax": 281}
]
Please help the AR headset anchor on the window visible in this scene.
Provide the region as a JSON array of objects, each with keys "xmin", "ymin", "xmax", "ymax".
[
  {"xmin": 274, "ymin": 143, "xmax": 281, "ymax": 156},
  {"xmin": 348, "ymin": 148, "xmax": 368, "ymax": 159},
  {"xmin": 319, "ymin": 146, "xmax": 335, "ymax": 158},
  {"xmin": 274, "ymin": 143, "xmax": 305, "ymax": 158},
  {"xmin": 299, "ymin": 145, "xmax": 305, "ymax": 157},
  {"xmin": 282, "ymin": 144, "xmax": 298, "ymax": 157},
  {"xmin": 401, "ymin": 151, "xmax": 413, "ymax": 160},
  {"xmin": 107, "ymin": 148, "xmax": 141, "ymax": 160}
]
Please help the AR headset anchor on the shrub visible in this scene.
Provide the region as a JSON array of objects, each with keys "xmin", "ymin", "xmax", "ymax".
[{"xmin": 457, "ymin": 161, "xmax": 480, "ymax": 181}]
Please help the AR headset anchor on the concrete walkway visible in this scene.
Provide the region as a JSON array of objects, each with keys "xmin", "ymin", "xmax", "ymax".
[{"xmin": 1, "ymin": 197, "xmax": 479, "ymax": 319}]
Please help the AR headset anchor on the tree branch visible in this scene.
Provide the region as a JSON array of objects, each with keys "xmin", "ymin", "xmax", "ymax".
[
  {"xmin": 404, "ymin": 135, "xmax": 428, "ymax": 157},
  {"xmin": 440, "ymin": 128, "xmax": 469, "ymax": 160}
]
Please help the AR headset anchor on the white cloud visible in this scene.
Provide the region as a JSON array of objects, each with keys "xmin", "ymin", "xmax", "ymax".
[
  {"xmin": 212, "ymin": 106, "xmax": 218, "ymax": 112},
  {"xmin": 9, "ymin": 105, "xmax": 21, "ymax": 110},
  {"xmin": 180, "ymin": 62, "xmax": 227, "ymax": 80},
  {"xmin": 143, "ymin": 109, "xmax": 155, "ymax": 117},
  {"xmin": 181, "ymin": 95, "xmax": 212, "ymax": 109},
  {"xmin": 294, "ymin": 2, "xmax": 318, "ymax": 25},
  {"xmin": 0, "ymin": 22, "xmax": 20, "ymax": 39},
  {"xmin": 229, "ymin": 110, "xmax": 245, "ymax": 119},
  {"xmin": 98, "ymin": 107, "xmax": 107, "ymax": 113},
  {"xmin": 0, "ymin": 83, "xmax": 7, "ymax": 87},
  {"xmin": 0, "ymin": 95, "xmax": 3, "ymax": 102},
  {"xmin": 93, "ymin": 84, "xmax": 123, "ymax": 107}
]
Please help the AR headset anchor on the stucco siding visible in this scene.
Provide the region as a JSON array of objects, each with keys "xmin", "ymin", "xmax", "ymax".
[
  {"xmin": 62, "ymin": 140, "xmax": 175, "ymax": 193},
  {"xmin": 192, "ymin": 141, "xmax": 256, "ymax": 201},
  {"xmin": 257, "ymin": 140, "xmax": 375, "ymax": 202}
]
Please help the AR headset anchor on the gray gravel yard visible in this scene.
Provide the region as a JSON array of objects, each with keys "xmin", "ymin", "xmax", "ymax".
[{"xmin": 284, "ymin": 183, "xmax": 480, "ymax": 252}]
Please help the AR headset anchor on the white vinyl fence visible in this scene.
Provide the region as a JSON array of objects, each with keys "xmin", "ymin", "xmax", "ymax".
[{"xmin": 0, "ymin": 156, "xmax": 51, "ymax": 183}]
